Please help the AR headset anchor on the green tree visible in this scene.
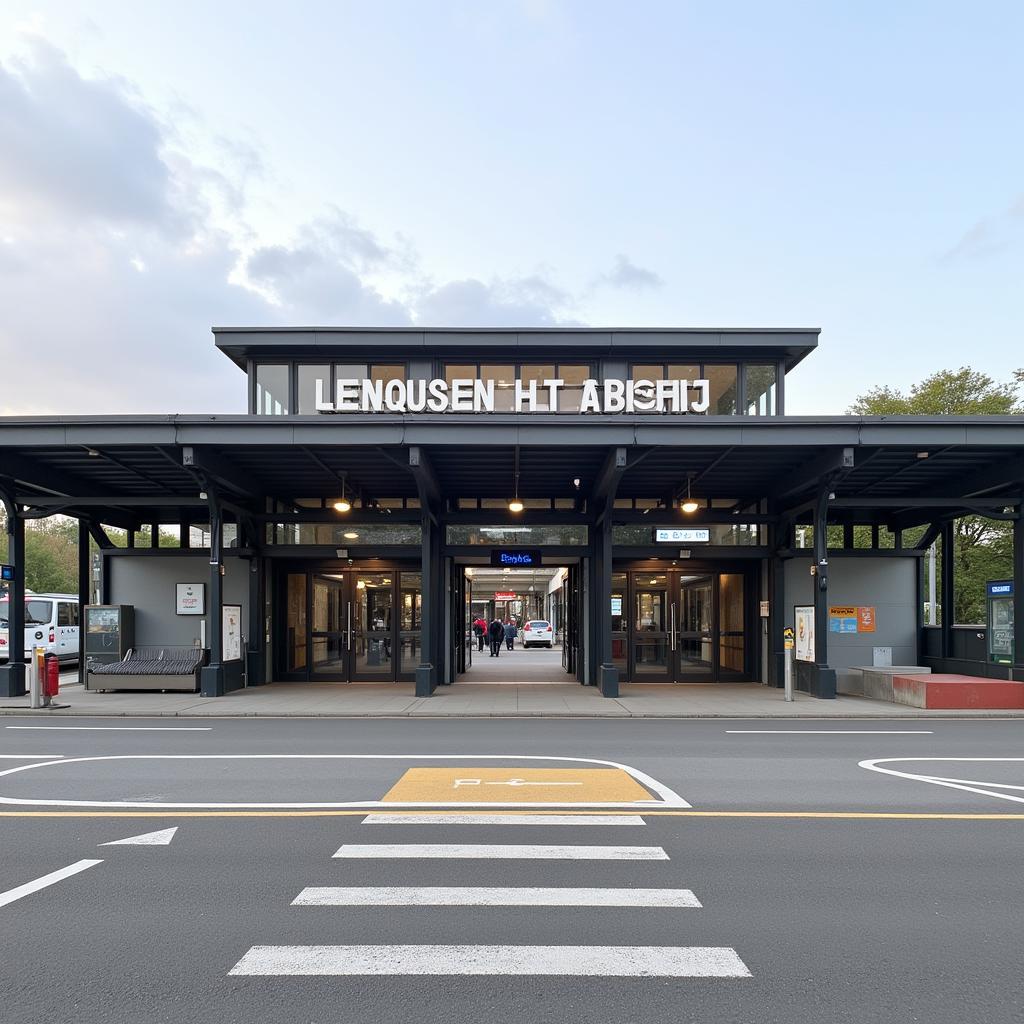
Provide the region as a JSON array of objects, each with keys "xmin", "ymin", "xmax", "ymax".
[
  {"xmin": 0, "ymin": 513, "xmax": 79, "ymax": 594},
  {"xmin": 849, "ymin": 367, "xmax": 1022, "ymax": 624}
]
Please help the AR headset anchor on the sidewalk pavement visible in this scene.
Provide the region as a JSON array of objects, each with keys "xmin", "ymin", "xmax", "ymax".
[{"xmin": 2, "ymin": 680, "xmax": 1022, "ymax": 718}]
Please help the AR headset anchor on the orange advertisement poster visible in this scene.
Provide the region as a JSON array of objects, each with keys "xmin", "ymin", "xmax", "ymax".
[{"xmin": 857, "ymin": 606, "xmax": 876, "ymax": 633}]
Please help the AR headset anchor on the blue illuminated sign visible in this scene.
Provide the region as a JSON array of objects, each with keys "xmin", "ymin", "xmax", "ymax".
[
  {"xmin": 490, "ymin": 549, "xmax": 543, "ymax": 568},
  {"xmin": 0, "ymin": 565, "xmax": 13, "ymax": 582},
  {"xmin": 987, "ymin": 580, "xmax": 1013, "ymax": 597}
]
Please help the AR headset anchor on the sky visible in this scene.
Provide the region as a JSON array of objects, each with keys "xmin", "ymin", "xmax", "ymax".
[{"xmin": 0, "ymin": 0, "xmax": 1021, "ymax": 415}]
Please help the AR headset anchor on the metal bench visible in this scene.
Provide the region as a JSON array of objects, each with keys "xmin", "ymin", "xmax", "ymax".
[{"xmin": 86, "ymin": 645, "xmax": 207, "ymax": 693}]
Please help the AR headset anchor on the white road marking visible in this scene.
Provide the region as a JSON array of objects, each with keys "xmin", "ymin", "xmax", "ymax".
[
  {"xmin": 100, "ymin": 827, "xmax": 178, "ymax": 846},
  {"xmin": 361, "ymin": 813, "xmax": 646, "ymax": 826},
  {"xmin": 728, "ymin": 730, "xmax": 933, "ymax": 735},
  {"xmin": 5, "ymin": 726, "xmax": 212, "ymax": 731},
  {"xmin": 860, "ymin": 757, "xmax": 1024, "ymax": 805},
  {"xmin": 334, "ymin": 844, "xmax": 669, "ymax": 860},
  {"xmin": 293, "ymin": 887, "xmax": 701, "ymax": 907},
  {"xmin": 0, "ymin": 859, "xmax": 103, "ymax": 909},
  {"xmin": 0, "ymin": 755, "xmax": 64, "ymax": 759},
  {"xmin": 453, "ymin": 778, "xmax": 583, "ymax": 788},
  {"xmin": 0, "ymin": 754, "xmax": 688, "ymax": 809},
  {"xmin": 229, "ymin": 944, "xmax": 751, "ymax": 977}
]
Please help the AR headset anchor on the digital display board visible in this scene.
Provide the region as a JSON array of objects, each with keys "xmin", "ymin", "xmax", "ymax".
[
  {"xmin": 653, "ymin": 528, "xmax": 710, "ymax": 543},
  {"xmin": 490, "ymin": 549, "xmax": 543, "ymax": 567}
]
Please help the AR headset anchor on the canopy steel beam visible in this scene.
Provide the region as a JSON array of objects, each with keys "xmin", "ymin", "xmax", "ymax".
[{"xmin": 773, "ymin": 447, "xmax": 855, "ymax": 504}]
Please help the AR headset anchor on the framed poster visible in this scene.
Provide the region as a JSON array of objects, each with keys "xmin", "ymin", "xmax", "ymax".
[
  {"xmin": 175, "ymin": 582, "xmax": 205, "ymax": 616},
  {"xmin": 222, "ymin": 604, "xmax": 242, "ymax": 662},
  {"xmin": 794, "ymin": 605, "xmax": 815, "ymax": 663}
]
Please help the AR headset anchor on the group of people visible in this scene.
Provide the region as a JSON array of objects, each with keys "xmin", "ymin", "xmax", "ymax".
[{"xmin": 472, "ymin": 615, "xmax": 518, "ymax": 657}]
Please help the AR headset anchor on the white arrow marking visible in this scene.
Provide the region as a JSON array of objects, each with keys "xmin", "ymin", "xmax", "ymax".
[
  {"xmin": 101, "ymin": 827, "xmax": 178, "ymax": 846},
  {"xmin": 453, "ymin": 778, "xmax": 583, "ymax": 788},
  {"xmin": 0, "ymin": 859, "xmax": 103, "ymax": 909}
]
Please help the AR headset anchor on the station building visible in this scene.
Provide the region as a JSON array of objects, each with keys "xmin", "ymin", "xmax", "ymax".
[{"xmin": 1, "ymin": 327, "xmax": 1022, "ymax": 701}]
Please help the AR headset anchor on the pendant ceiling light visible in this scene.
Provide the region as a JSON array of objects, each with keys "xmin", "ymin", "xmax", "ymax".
[
  {"xmin": 333, "ymin": 473, "xmax": 352, "ymax": 513},
  {"xmin": 681, "ymin": 475, "xmax": 699, "ymax": 514},
  {"xmin": 508, "ymin": 446, "xmax": 524, "ymax": 513}
]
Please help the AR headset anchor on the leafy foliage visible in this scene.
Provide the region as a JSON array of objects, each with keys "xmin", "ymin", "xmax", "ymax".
[{"xmin": 850, "ymin": 367, "xmax": 1021, "ymax": 623}]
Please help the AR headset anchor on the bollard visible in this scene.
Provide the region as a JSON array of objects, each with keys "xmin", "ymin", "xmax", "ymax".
[
  {"xmin": 784, "ymin": 647, "xmax": 794, "ymax": 702},
  {"xmin": 29, "ymin": 646, "xmax": 46, "ymax": 709}
]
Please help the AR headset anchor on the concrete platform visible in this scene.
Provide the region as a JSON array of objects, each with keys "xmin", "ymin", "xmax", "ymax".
[
  {"xmin": 3, "ymin": 678, "xmax": 1024, "ymax": 717},
  {"xmin": 892, "ymin": 673, "xmax": 1024, "ymax": 710}
]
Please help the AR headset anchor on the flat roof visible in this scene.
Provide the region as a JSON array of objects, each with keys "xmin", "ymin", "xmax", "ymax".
[{"xmin": 213, "ymin": 326, "xmax": 821, "ymax": 371}]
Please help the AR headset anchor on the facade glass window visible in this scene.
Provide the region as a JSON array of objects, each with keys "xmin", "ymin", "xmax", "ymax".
[
  {"xmin": 443, "ymin": 363, "xmax": 591, "ymax": 413},
  {"xmin": 271, "ymin": 523, "xmax": 422, "ymax": 545},
  {"xmin": 629, "ymin": 363, "xmax": 736, "ymax": 414},
  {"xmin": 446, "ymin": 524, "xmax": 589, "ymax": 546},
  {"xmin": 256, "ymin": 364, "xmax": 289, "ymax": 415},
  {"xmin": 612, "ymin": 524, "xmax": 764, "ymax": 545},
  {"xmin": 745, "ymin": 364, "xmax": 778, "ymax": 415},
  {"xmin": 297, "ymin": 364, "xmax": 330, "ymax": 414}
]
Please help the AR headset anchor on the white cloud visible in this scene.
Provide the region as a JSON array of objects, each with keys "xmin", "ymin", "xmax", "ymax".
[
  {"xmin": 595, "ymin": 253, "xmax": 664, "ymax": 291},
  {"xmin": 0, "ymin": 38, "xmax": 662, "ymax": 414}
]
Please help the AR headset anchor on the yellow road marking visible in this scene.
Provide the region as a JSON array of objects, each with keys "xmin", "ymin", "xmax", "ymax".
[
  {"xmin": 380, "ymin": 767, "xmax": 653, "ymax": 804},
  {"xmin": 0, "ymin": 810, "xmax": 1022, "ymax": 820}
]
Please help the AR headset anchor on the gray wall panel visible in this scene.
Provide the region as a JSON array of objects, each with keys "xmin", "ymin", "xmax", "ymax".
[{"xmin": 108, "ymin": 555, "xmax": 249, "ymax": 651}]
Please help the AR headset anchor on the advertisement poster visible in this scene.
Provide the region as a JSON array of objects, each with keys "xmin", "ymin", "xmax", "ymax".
[
  {"xmin": 222, "ymin": 604, "xmax": 242, "ymax": 662},
  {"xmin": 175, "ymin": 583, "xmax": 205, "ymax": 616},
  {"xmin": 828, "ymin": 605, "xmax": 877, "ymax": 633},
  {"xmin": 794, "ymin": 605, "xmax": 815, "ymax": 662}
]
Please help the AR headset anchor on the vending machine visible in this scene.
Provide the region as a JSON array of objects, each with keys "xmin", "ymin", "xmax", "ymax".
[
  {"xmin": 83, "ymin": 605, "xmax": 135, "ymax": 666},
  {"xmin": 985, "ymin": 581, "xmax": 1014, "ymax": 665}
]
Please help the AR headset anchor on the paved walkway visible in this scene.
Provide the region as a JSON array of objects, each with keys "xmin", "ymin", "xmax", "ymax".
[{"xmin": 2, "ymin": 679, "xmax": 1021, "ymax": 717}]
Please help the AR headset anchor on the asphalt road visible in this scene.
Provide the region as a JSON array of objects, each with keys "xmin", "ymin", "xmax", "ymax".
[{"xmin": 1, "ymin": 717, "xmax": 1022, "ymax": 1023}]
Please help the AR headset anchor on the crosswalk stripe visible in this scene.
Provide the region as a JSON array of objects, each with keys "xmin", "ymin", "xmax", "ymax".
[
  {"xmin": 360, "ymin": 813, "xmax": 646, "ymax": 826},
  {"xmin": 292, "ymin": 886, "xmax": 701, "ymax": 907},
  {"xmin": 229, "ymin": 944, "xmax": 751, "ymax": 977},
  {"xmin": 333, "ymin": 844, "xmax": 669, "ymax": 860}
]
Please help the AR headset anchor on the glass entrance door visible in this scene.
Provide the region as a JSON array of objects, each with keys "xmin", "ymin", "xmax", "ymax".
[
  {"xmin": 278, "ymin": 569, "xmax": 409, "ymax": 683},
  {"xmin": 622, "ymin": 569, "xmax": 751, "ymax": 683},
  {"xmin": 631, "ymin": 574, "xmax": 671, "ymax": 681},
  {"xmin": 311, "ymin": 573, "xmax": 348, "ymax": 679},
  {"xmin": 677, "ymin": 575, "xmax": 714, "ymax": 681}
]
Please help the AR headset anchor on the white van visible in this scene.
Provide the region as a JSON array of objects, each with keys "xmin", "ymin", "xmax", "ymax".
[{"xmin": 0, "ymin": 594, "xmax": 80, "ymax": 664}]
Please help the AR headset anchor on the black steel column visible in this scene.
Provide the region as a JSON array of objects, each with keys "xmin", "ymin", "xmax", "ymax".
[
  {"xmin": 415, "ymin": 504, "xmax": 441, "ymax": 697},
  {"xmin": 1013, "ymin": 502, "xmax": 1024, "ymax": 682},
  {"xmin": 940, "ymin": 520, "xmax": 955, "ymax": 662},
  {"xmin": 0, "ymin": 494, "xmax": 26, "ymax": 696},
  {"xmin": 592, "ymin": 500, "xmax": 618, "ymax": 697},
  {"xmin": 806, "ymin": 484, "xmax": 836, "ymax": 698},
  {"xmin": 200, "ymin": 496, "xmax": 225, "ymax": 697},
  {"xmin": 768, "ymin": 552, "xmax": 785, "ymax": 687},
  {"xmin": 77, "ymin": 518, "xmax": 91, "ymax": 688}
]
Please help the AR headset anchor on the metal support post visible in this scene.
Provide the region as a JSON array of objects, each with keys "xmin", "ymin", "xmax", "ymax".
[
  {"xmin": 784, "ymin": 646, "xmax": 794, "ymax": 702},
  {"xmin": 0, "ymin": 491, "xmax": 26, "ymax": 697},
  {"xmin": 1013, "ymin": 502, "xmax": 1024, "ymax": 682},
  {"xmin": 808, "ymin": 483, "xmax": 836, "ymax": 698},
  {"xmin": 77, "ymin": 518, "xmax": 91, "ymax": 688},
  {"xmin": 940, "ymin": 520, "xmax": 955, "ymax": 661},
  {"xmin": 200, "ymin": 493, "xmax": 225, "ymax": 697},
  {"xmin": 593, "ymin": 500, "xmax": 618, "ymax": 697}
]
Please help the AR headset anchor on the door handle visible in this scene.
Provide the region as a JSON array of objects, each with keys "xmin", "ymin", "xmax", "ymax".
[
  {"xmin": 670, "ymin": 604, "xmax": 677, "ymax": 651},
  {"xmin": 346, "ymin": 602, "xmax": 352, "ymax": 650}
]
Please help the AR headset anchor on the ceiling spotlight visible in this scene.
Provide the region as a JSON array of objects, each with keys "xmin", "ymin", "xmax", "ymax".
[
  {"xmin": 508, "ymin": 499, "xmax": 524, "ymax": 513},
  {"xmin": 343, "ymin": 531, "xmax": 359, "ymax": 540},
  {"xmin": 680, "ymin": 474, "xmax": 699, "ymax": 514},
  {"xmin": 333, "ymin": 498, "xmax": 351, "ymax": 513},
  {"xmin": 86, "ymin": 448, "xmax": 100, "ymax": 457},
  {"xmin": 916, "ymin": 451, "xmax": 929, "ymax": 459},
  {"xmin": 572, "ymin": 477, "xmax": 581, "ymax": 489}
]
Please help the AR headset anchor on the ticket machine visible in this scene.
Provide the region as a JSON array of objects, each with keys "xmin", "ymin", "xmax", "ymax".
[{"xmin": 985, "ymin": 580, "xmax": 1014, "ymax": 665}]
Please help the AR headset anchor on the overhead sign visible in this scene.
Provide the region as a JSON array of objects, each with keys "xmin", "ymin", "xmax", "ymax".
[
  {"xmin": 490, "ymin": 549, "xmax": 542, "ymax": 567},
  {"xmin": 494, "ymin": 592, "xmax": 518, "ymax": 601},
  {"xmin": 794, "ymin": 606, "xmax": 815, "ymax": 663},
  {"xmin": 313, "ymin": 376, "xmax": 713, "ymax": 414},
  {"xmin": 654, "ymin": 528, "xmax": 710, "ymax": 543},
  {"xmin": 0, "ymin": 564, "xmax": 13, "ymax": 582},
  {"xmin": 987, "ymin": 580, "xmax": 1013, "ymax": 597}
]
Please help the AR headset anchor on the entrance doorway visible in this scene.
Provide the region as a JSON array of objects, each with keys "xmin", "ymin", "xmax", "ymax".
[
  {"xmin": 612, "ymin": 568, "xmax": 753, "ymax": 683},
  {"xmin": 278, "ymin": 567, "xmax": 421, "ymax": 682},
  {"xmin": 454, "ymin": 564, "xmax": 579, "ymax": 683}
]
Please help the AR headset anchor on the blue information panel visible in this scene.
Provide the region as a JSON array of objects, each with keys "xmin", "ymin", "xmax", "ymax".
[
  {"xmin": 0, "ymin": 564, "xmax": 13, "ymax": 582},
  {"xmin": 490, "ymin": 549, "xmax": 543, "ymax": 567}
]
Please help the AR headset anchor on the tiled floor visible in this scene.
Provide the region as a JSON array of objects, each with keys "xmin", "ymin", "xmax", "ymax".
[{"xmin": 2, "ymin": 680, "xmax": 1021, "ymax": 718}]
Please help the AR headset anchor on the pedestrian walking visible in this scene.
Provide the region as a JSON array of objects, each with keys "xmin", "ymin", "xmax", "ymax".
[
  {"xmin": 473, "ymin": 616, "xmax": 487, "ymax": 652},
  {"xmin": 504, "ymin": 619, "xmax": 516, "ymax": 651},
  {"xmin": 488, "ymin": 616, "xmax": 504, "ymax": 657}
]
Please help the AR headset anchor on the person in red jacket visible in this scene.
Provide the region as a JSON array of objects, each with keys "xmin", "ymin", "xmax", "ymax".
[{"xmin": 472, "ymin": 616, "xmax": 487, "ymax": 652}]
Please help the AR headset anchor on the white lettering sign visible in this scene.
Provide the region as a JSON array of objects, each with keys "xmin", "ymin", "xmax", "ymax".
[
  {"xmin": 654, "ymin": 528, "xmax": 711, "ymax": 543},
  {"xmin": 311, "ymin": 377, "xmax": 713, "ymax": 414}
]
